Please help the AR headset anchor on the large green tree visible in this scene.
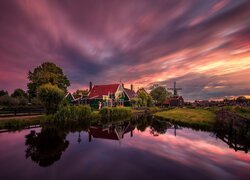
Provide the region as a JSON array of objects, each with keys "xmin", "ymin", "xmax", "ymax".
[
  {"xmin": 150, "ymin": 86, "xmax": 171, "ymax": 105},
  {"xmin": 37, "ymin": 84, "xmax": 65, "ymax": 114},
  {"xmin": 27, "ymin": 62, "xmax": 70, "ymax": 98},
  {"xmin": 136, "ymin": 90, "xmax": 154, "ymax": 107}
]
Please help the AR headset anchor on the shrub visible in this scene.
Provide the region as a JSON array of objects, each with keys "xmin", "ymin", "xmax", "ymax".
[
  {"xmin": 99, "ymin": 107, "xmax": 132, "ymax": 119},
  {"xmin": 18, "ymin": 97, "xmax": 29, "ymax": 106},
  {"xmin": 130, "ymin": 98, "xmax": 139, "ymax": 107},
  {"xmin": 52, "ymin": 105, "xmax": 92, "ymax": 122},
  {"xmin": 37, "ymin": 83, "xmax": 64, "ymax": 114},
  {"xmin": 0, "ymin": 95, "xmax": 19, "ymax": 106}
]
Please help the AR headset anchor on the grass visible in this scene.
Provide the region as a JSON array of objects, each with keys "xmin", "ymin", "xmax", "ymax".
[
  {"xmin": 99, "ymin": 107, "xmax": 132, "ymax": 119},
  {"xmin": 0, "ymin": 115, "xmax": 46, "ymax": 130},
  {"xmin": 154, "ymin": 108, "xmax": 216, "ymax": 129},
  {"xmin": 227, "ymin": 106, "xmax": 250, "ymax": 120},
  {"xmin": 52, "ymin": 105, "xmax": 92, "ymax": 122}
]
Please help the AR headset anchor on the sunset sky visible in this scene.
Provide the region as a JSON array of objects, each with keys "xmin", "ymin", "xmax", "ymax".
[{"xmin": 0, "ymin": 0, "xmax": 250, "ymax": 100}]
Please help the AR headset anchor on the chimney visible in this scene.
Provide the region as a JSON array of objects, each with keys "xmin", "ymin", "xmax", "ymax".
[
  {"xmin": 131, "ymin": 84, "xmax": 133, "ymax": 91},
  {"xmin": 89, "ymin": 81, "xmax": 93, "ymax": 91}
]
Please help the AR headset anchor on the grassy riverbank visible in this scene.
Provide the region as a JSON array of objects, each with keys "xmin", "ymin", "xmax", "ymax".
[
  {"xmin": 100, "ymin": 107, "xmax": 132, "ymax": 119},
  {"xmin": 154, "ymin": 108, "xmax": 216, "ymax": 129},
  {"xmin": 0, "ymin": 115, "xmax": 46, "ymax": 130},
  {"xmin": 0, "ymin": 106, "xmax": 131, "ymax": 130}
]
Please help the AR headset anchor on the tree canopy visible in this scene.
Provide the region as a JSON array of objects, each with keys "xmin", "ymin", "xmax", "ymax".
[
  {"xmin": 0, "ymin": 90, "xmax": 8, "ymax": 97},
  {"xmin": 11, "ymin": 88, "xmax": 28, "ymax": 98},
  {"xmin": 150, "ymin": 86, "xmax": 171, "ymax": 104},
  {"xmin": 27, "ymin": 62, "xmax": 70, "ymax": 98},
  {"xmin": 37, "ymin": 83, "xmax": 65, "ymax": 114},
  {"xmin": 73, "ymin": 89, "xmax": 89, "ymax": 98}
]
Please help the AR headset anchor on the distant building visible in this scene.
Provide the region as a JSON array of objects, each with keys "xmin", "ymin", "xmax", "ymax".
[
  {"xmin": 164, "ymin": 81, "xmax": 184, "ymax": 107},
  {"xmin": 163, "ymin": 96, "xmax": 184, "ymax": 107}
]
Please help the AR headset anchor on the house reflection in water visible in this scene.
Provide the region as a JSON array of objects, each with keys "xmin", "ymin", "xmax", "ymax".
[{"xmin": 88, "ymin": 122, "xmax": 135, "ymax": 142}]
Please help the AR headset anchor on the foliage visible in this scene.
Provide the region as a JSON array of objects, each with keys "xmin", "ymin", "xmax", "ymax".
[
  {"xmin": 73, "ymin": 89, "xmax": 89, "ymax": 98},
  {"xmin": 18, "ymin": 96, "xmax": 29, "ymax": 106},
  {"xmin": 99, "ymin": 107, "xmax": 132, "ymax": 119},
  {"xmin": 11, "ymin": 88, "xmax": 28, "ymax": 98},
  {"xmin": 27, "ymin": 62, "xmax": 70, "ymax": 98},
  {"xmin": 130, "ymin": 98, "xmax": 140, "ymax": 108},
  {"xmin": 137, "ymin": 90, "xmax": 148, "ymax": 106},
  {"xmin": 0, "ymin": 90, "xmax": 8, "ymax": 97},
  {"xmin": 30, "ymin": 97, "xmax": 42, "ymax": 106},
  {"xmin": 0, "ymin": 95, "xmax": 19, "ymax": 106},
  {"xmin": 150, "ymin": 86, "xmax": 171, "ymax": 104},
  {"xmin": 147, "ymin": 95, "xmax": 154, "ymax": 107},
  {"xmin": 136, "ymin": 90, "xmax": 154, "ymax": 107},
  {"xmin": 37, "ymin": 84, "xmax": 65, "ymax": 114},
  {"xmin": 52, "ymin": 105, "xmax": 92, "ymax": 122},
  {"xmin": 0, "ymin": 116, "xmax": 45, "ymax": 130}
]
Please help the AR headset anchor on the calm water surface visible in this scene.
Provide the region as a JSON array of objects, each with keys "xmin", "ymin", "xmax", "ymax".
[{"xmin": 0, "ymin": 118, "xmax": 249, "ymax": 180}]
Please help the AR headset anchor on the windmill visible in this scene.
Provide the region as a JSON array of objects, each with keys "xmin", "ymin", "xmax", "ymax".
[{"xmin": 168, "ymin": 81, "xmax": 182, "ymax": 96}]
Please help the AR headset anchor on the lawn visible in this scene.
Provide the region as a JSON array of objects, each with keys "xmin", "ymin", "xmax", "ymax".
[{"xmin": 154, "ymin": 108, "xmax": 216, "ymax": 127}]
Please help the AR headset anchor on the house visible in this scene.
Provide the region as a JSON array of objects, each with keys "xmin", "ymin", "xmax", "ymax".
[
  {"xmin": 123, "ymin": 84, "xmax": 137, "ymax": 106},
  {"xmin": 65, "ymin": 92, "xmax": 75, "ymax": 104},
  {"xmin": 87, "ymin": 82, "xmax": 136, "ymax": 108},
  {"xmin": 163, "ymin": 96, "xmax": 184, "ymax": 107},
  {"xmin": 65, "ymin": 92, "xmax": 87, "ymax": 105}
]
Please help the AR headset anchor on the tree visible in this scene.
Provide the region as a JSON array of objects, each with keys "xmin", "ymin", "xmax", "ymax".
[
  {"xmin": 11, "ymin": 88, "xmax": 28, "ymax": 98},
  {"xmin": 0, "ymin": 95, "xmax": 19, "ymax": 106},
  {"xmin": 150, "ymin": 86, "xmax": 171, "ymax": 105},
  {"xmin": 0, "ymin": 90, "xmax": 8, "ymax": 97},
  {"xmin": 147, "ymin": 95, "xmax": 154, "ymax": 107},
  {"xmin": 130, "ymin": 98, "xmax": 139, "ymax": 107},
  {"xmin": 137, "ymin": 91, "xmax": 148, "ymax": 107},
  {"xmin": 37, "ymin": 84, "xmax": 65, "ymax": 114},
  {"xmin": 73, "ymin": 89, "xmax": 89, "ymax": 98},
  {"xmin": 27, "ymin": 62, "xmax": 70, "ymax": 98}
]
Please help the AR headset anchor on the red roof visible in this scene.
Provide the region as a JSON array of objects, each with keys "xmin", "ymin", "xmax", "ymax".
[
  {"xmin": 89, "ymin": 126, "xmax": 120, "ymax": 140},
  {"xmin": 88, "ymin": 84, "xmax": 120, "ymax": 99}
]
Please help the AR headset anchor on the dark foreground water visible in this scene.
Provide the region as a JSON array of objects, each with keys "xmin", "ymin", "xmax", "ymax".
[{"xmin": 0, "ymin": 118, "xmax": 249, "ymax": 180}]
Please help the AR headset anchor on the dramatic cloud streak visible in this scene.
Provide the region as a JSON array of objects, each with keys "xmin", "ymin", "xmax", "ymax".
[{"xmin": 0, "ymin": 0, "xmax": 249, "ymax": 100}]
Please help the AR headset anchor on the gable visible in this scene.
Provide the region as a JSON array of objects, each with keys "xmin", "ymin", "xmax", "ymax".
[{"xmin": 88, "ymin": 84, "xmax": 120, "ymax": 99}]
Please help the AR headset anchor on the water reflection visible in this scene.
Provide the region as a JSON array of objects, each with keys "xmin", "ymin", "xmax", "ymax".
[
  {"xmin": 22, "ymin": 115, "xmax": 250, "ymax": 168},
  {"xmin": 0, "ymin": 115, "xmax": 249, "ymax": 179},
  {"xmin": 25, "ymin": 126, "xmax": 69, "ymax": 167},
  {"xmin": 88, "ymin": 121, "xmax": 135, "ymax": 142}
]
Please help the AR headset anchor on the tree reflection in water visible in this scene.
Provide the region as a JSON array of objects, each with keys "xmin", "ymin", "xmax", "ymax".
[
  {"xmin": 25, "ymin": 126, "xmax": 69, "ymax": 167},
  {"xmin": 25, "ymin": 120, "xmax": 91, "ymax": 167},
  {"xmin": 24, "ymin": 114, "xmax": 250, "ymax": 167}
]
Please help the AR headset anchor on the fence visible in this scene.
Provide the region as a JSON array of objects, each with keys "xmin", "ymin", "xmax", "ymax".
[{"xmin": 0, "ymin": 107, "xmax": 45, "ymax": 117}]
